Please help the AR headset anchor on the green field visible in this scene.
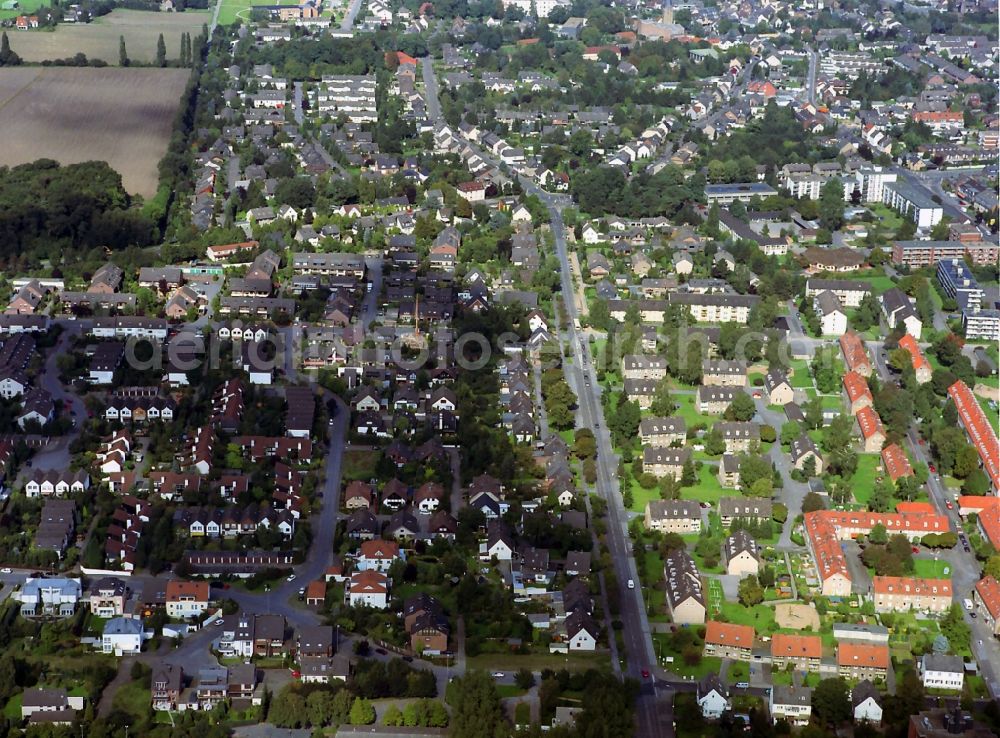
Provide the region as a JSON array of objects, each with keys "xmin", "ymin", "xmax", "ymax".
[{"xmin": 0, "ymin": 0, "xmax": 45, "ymax": 20}]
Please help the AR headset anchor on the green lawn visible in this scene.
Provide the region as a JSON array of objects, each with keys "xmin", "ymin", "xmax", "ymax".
[
  {"xmin": 2, "ymin": 694, "xmax": 21, "ymax": 721},
  {"xmin": 977, "ymin": 396, "xmax": 999, "ymax": 434},
  {"xmin": 628, "ymin": 476, "xmax": 661, "ymax": 514},
  {"xmin": 496, "ymin": 684, "xmax": 528, "ymax": 699},
  {"xmin": 788, "ymin": 360, "xmax": 813, "ymax": 389},
  {"xmin": 681, "ymin": 465, "xmax": 727, "ymax": 505},
  {"xmin": 913, "ymin": 559, "xmax": 952, "ymax": 579},
  {"xmin": 716, "ymin": 601, "xmax": 777, "ymax": 635},
  {"xmin": 112, "ymin": 678, "xmax": 152, "ymax": 722},
  {"xmin": 672, "ymin": 394, "xmax": 715, "ymax": 429},
  {"xmin": 851, "ymin": 454, "xmax": 882, "ymax": 507},
  {"xmin": 467, "ymin": 652, "xmax": 611, "ymax": 673}
]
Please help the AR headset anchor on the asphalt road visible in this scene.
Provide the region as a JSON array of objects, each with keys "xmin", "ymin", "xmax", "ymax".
[{"xmin": 340, "ymin": 0, "xmax": 364, "ymax": 31}]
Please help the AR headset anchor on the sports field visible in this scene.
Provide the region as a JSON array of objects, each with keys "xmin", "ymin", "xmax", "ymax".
[{"xmin": 216, "ymin": 0, "xmax": 301, "ymax": 25}]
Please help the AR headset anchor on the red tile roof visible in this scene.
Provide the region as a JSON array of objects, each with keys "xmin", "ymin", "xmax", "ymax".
[
  {"xmin": 881, "ymin": 444, "xmax": 913, "ymax": 481},
  {"xmin": 838, "ymin": 642, "xmax": 889, "ymax": 670},
  {"xmin": 979, "ymin": 505, "xmax": 1000, "ymax": 549},
  {"xmin": 895, "ymin": 501, "xmax": 935, "ymax": 514},
  {"xmin": 839, "ymin": 331, "xmax": 871, "ymax": 373},
  {"xmin": 958, "ymin": 496, "xmax": 1000, "ymax": 514},
  {"xmin": 898, "ymin": 334, "xmax": 930, "ymax": 374},
  {"xmin": 856, "ymin": 405, "xmax": 884, "ymax": 441},
  {"xmin": 872, "ymin": 576, "xmax": 951, "ymax": 598},
  {"xmin": 843, "ymin": 371, "xmax": 872, "ymax": 407},
  {"xmin": 805, "ymin": 511, "xmax": 850, "ymax": 586},
  {"xmin": 805, "ymin": 509, "xmax": 950, "ymax": 589},
  {"xmin": 359, "ymin": 539, "xmax": 400, "ymax": 559},
  {"xmin": 975, "ymin": 575, "xmax": 1000, "ymax": 621},
  {"xmin": 705, "ymin": 620, "xmax": 755, "ymax": 648},
  {"xmin": 771, "ymin": 633, "xmax": 822, "ymax": 660},
  {"xmin": 948, "ymin": 381, "xmax": 1000, "ymax": 491}
]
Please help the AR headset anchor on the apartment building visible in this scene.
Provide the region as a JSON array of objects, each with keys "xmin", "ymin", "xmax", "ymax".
[
  {"xmin": 314, "ymin": 75, "xmax": 377, "ymax": 122},
  {"xmin": 871, "ymin": 576, "xmax": 952, "ymax": 614}
]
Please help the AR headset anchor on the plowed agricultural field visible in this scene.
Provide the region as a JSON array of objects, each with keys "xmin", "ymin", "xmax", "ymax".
[
  {"xmin": 5, "ymin": 9, "xmax": 209, "ymax": 65},
  {"xmin": 0, "ymin": 67, "xmax": 189, "ymax": 196}
]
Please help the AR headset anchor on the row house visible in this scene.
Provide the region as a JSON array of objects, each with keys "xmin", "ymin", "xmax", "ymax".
[
  {"xmin": 24, "ymin": 470, "xmax": 89, "ymax": 499},
  {"xmin": 105, "ymin": 397, "xmax": 176, "ymax": 423},
  {"xmin": 174, "ymin": 504, "xmax": 295, "ymax": 539}
]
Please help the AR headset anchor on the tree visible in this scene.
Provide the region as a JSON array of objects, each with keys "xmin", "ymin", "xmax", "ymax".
[
  {"xmin": 0, "ymin": 31, "xmax": 21, "ymax": 66},
  {"xmin": 573, "ymin": 428, "xmax": 597, "ymax": 460},
  {"xmin": 156, "ymin": 32, "xmax": 166, "ymax": 66},
  {"xmin": 269, "ymin": 690, "xmax": 307, "ymax": 728},
  {"xmin": 119, "ymin": 35, "xmax": 129, "ymax": 66},
  {"xmin": 447, "ymin": 671, "xmax": 506, "ymax": 738},
  {"xmin": 704, "ymin": 428, "xmax": 726, "ymax": 457},
  {"xmin": 349, "ymin": 698, "xmax": 376, "ymax": 725},
  {"xmin": 514, "ymin": 668, "xmax": 535, "ymax": 690},
  {"xmin": 868, "ymin": 523, "xmax": 888, "ymax": 545},
  {"xmin": 984, "ymin": 554, "xmax": 1000, "ymax": 580},
  {"xmin": 781, "ymin": 421, "xmax": 801, "ymax": 446},
  {"xmin": 802, "ymin": 492, "xmax": 825, "ymax": 514},
  {"xmin": 383, "ymin": 704, "xmax": 404, "ymax": 726},
  {"xmin": 812, "ymin": 678, "xmax": 851, "ymax": 724},
  {"xmin": 649, "ymin": 376, "xmax": 673, "ymax": 416},
  {"xmin": 819, "ymin": 178, "xmax": 846, "ymax": 232},
  {"xmin": 940, "ymin": 603, "xmax": 970, "ymax": 651},
  {"xmin": 738, "ymin": 574, "xmax": 764, "ymax": 606},
  {"xmin": 724, "ymin": 392, "xmax": 756, "ymax": 421}
]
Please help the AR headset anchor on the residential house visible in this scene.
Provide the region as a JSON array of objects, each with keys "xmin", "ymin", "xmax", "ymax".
[
  {"xmin": 790, "ymin": 435, "xmax": 824, "ymax": 474},
  {"xmin": 663, "ymin": 550, "xmax": 706, "ymax": 625},
  {"xmin": 101, "ymin": 617, "xmax": 146, "ymax": 656},
  {"xmin": 872, "ymin": 576, "xmax": 951, "ymax": 614},
  {"xmin": 838, "ymin": 642, "xmax": 889, "ymax": 680},
  {"xmin": 856, "ymin": 406, "xmax": 886, "ymax": 453},
  {"xmin": 723, "ymin": 530, "xmax": 760, "ymax": 577},
  {"xmin": 920, "ymin": 654, "xmax": 964, "ymax": 691},
  {"xmin": 696, "ymin": 674, "xmax": 731, "ymax": 720},
  {"xmin": 704, "ymin": 621, "xmax": 754, "ymax": 661},
  {"xmin": 702, "ymin": 360, "xmax": 747, "ymax": 387},
  {"xmin": 346, "ymin": 570, "xmax": 389, "ymax": 609},
  {"xmin": 642, "ymin": 447, "xmax": 692, "ymax": 480},
  {"xmin": 718, "ymin": 497, "xmax": 771, "ymax": 526},
  {"xmin": 165, "ymin": 580, "xmax": 211, "ymax": 619},
  {"xmin": 771, "ymin": 633, "xmax": 822, "ymax": 673},
  {"xmin": 697, "ymin": 386, "xmax": 746, "ymax": 415},
  {"xmin": 769, "ymin": 685, "xmax": 812, "ymax": 726},
  {"xmin": 639, "ymin": 416, "xmax": 686, "ymax": 447},
  {"xmin": 644, "ymin": 499, "xmax": 700, "ymax": 534},
  {"xmin": 151, "ymin": 663, "xmax": 184, "ymax": 711},
  {"xmin": 763, "ymin": 369, "xmax": 793, "ymax": 405},
  {"xmin": 88, "ymin": 577, "xmax": 129, "ymax": 618},
  {"xmin": 852, "ymin": 680, "xmax": 883, "ymax": 724},
  {"xmin": 973, "ymin": 575, "xmax": 1000, "ymax": 636}
]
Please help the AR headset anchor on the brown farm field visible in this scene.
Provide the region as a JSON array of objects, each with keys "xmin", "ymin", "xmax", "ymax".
[
  {"xmin": 0, "ymin": 67, "xmax": 189, "ymax": 196},
  {"xmin": 5, "ymin": 9, "xmax": 210, "ymax": 65}
]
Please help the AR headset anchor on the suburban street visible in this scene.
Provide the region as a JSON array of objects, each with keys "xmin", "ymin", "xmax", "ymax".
[{"xmin": 420, "ymin": 53, "xmax": 667, "ymax": 737}]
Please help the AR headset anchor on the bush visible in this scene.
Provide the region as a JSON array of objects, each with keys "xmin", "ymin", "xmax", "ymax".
[{"xmin": 760, "ymin": 425, "xmax": 776, "ymax": 443}]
